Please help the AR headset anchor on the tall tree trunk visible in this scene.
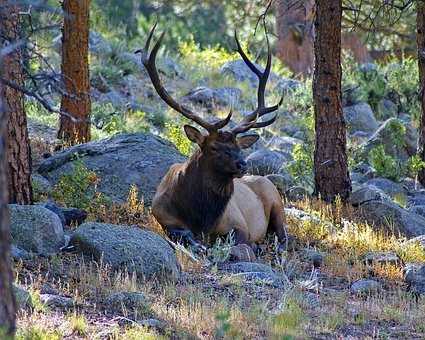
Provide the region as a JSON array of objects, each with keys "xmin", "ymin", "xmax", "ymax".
[
  {"xmin": 275, "ymin": 0, "xmax": 315, "ymax": 76},
  {"xmin": 0, "ymin": 0, "xmax": 32, "ymax": 204},
  {"xmin": 58, "ymin": 0, "xmax": 91, "ymax": 145},
  {"xmin": 313, "ymin": 0, "xmax": 351, "ymax": 201},
  {"xmin": 0, "ymin": 5, "xmax": 17, "ymax": 332},
  {"xmin": 418, "ymin": 0, "xmax": 425, "ymax": 186}
]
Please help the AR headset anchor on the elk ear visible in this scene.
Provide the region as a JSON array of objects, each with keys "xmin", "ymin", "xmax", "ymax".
[
  {"xmin": 184, "ymin": 125, "xmax": 205, "ymax": 145},
  {"xmin": 237, "ymin": 134, "xmax": 259, "ymax": 149}
]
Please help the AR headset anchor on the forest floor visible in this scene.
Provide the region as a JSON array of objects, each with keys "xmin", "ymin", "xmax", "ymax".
[{"xmin": 14, "ymin": 198, "xmax": 425, "ymax": 340}]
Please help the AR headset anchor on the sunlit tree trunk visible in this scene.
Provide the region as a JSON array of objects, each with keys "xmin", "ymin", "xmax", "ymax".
[
  {"xmin": 58, "ymin": 0, "xmax": 91, "ymax": 145},
  {"xmin": 313, "ymin": 0, "xmax": 351, "ymax": 201},
  {"xmin": 0, "ymin": 3, "xmax": 17, "ymax": 331},
  {"xmin": 418, "ymin": 0, "xmax": 425, "ymax": 186},
  {"xmin": 275, "ymin": 0, "xmax": 315, "ymax": 76},
  {"xmin": 0, "ymin": 0, "xmax": 32, "ymax": 204}
]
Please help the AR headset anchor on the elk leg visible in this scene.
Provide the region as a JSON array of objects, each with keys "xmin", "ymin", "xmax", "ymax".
[{"xmin": 268, "ymin": 203, "xmax": 288, "ymax": 250}]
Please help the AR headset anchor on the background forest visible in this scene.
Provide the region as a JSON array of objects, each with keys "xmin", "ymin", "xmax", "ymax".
[{"xmin": 1, "ymin": 0, "xmax": 425, "ymax": 339}]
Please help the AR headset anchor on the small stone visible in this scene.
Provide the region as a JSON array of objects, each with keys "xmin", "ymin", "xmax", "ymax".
[
  {"xmin": 363, "ymin": 251, "xmax": 400, "ymax": 266},
  {"xmin": 229, "ymin": 244, "xmax": 256, "ymax": 262},
  {"xmin": 350, "ymin": 279, "xmax": 382, "ymax": 295},
  {"xmin": 13, "ymin": 285, "xmax": 33, "ymax": 310},
  {"xmin": 40, "ymin": 294, "xmax": 75, "ymax": 308},
  {"xmin": 105, "ymin": 292, "xmax": 150, "ymax": 315},
  {"xmin": 301, "ymin": 248, "xmax": 324, "ymax": 268}
]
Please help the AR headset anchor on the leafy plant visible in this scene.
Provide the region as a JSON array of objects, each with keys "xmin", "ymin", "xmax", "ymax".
[
  {"xmin": 368, "ymin": 145, "xmax": 402, "ymax": 181},
  {"xmin": 208, "ymin": 232, "xmax": 235, "ymax": 265},
  {"xmin": 52, "ymin": 159, "xmax": 109, "ymax": 210},
  {"xmin": 164, "ymin": 122, "xmax": 193, "ymax": 156},
  {"xmin": 288, "ymin": 143, "xmax": 314, "ymax": 189}
]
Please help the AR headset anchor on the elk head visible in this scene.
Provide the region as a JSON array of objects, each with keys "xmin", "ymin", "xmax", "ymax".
[{"xmin": 136, "ymin": 24, "xmax": 282, "ymax": 179}]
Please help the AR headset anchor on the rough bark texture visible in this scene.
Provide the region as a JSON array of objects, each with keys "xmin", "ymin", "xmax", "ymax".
[
  {"xmin": 58, "ymin": 0, "xmax": 91, "ymax": 145},
  {"xmin": 275, "ymin": 0, "xmax": 315, "ymax": 76},
  {"xmin": 313, "ymin": 0, "xmax": 351, "ymax": 202},
  {"xmin": 275, "ymin": 0, "xmax": 370, "ymax": 75},
  {"xmin": 0, "ymin": 5, "xmax": 17, "ymax": 334},
  {"xmin": 418, "ymin": 0, "xmax": 425, "ymax": 186},
  {"xmin": 0, "ymin": 0, "xmax": 32, "ymax": 204}
]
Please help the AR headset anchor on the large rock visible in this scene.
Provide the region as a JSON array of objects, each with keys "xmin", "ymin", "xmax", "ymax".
[
  {"xmin": 360, "ymin": 118, "xmax": 416, "ymax": 162},
  {"xmin": 38, "ymin": 133, "xmax": 186, "ymax": 204},
  {"xmin": 359, "ymin": 200, "xmax": 425, "ymax": 237},
  {"xmin": 265, "ymin": 135, "xmax": 302, "ymax": 155},
  {"xmin": 182, "ymin": 86, "xmax": 241, "ymax": 109},
  {"xmin": 220, "ymin": 59, "xmax": 300, "ymax": 92},
  {"xmin": 246, "ymin": 149, "xmax": 289, "ymax": 175},
  {"xmin": 404, "ymin": 263, "xmax": 425, "ymax": 295},
  {"xmin": 70, "ymin": 222, "xmax": 180, "ymax": 281},
  {"xmin": 364, "ymin": 178, "xmax": 405, "ymax": 198},
  {"xmin": 343, "ymin": 103, "xmax": 379, "ymax": 135},
  {"xmin": 349, "ymin": 185, "xmax": 390, "ymax": 206},
  {"xmin": 9, "ymin": 204, "xmax": 65, "ymax": 256}
]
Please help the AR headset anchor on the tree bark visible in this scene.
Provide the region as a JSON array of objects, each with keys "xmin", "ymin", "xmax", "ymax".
[
  {"xmin": 0, "ymin": 0, "xmax": 32, "ymax": 205},
  {"xmin": 418, "ymin": 0, "xmax": 425, "ymax": 186},
  {"xmin": 313, "ymin": 0, "xmax": 351, "ymax": 202},
  {"xmin": 275, "ymin": 0, "xmax": 371, "ymax": 76},
  {"xmin": 58, "ymin": 0, "xmax": 91, "ymax": 145},
  {"xmin": 0, "ymin": 5, "xmax": 17, "ymax": 334},
  {"xmin": 275, "ymin": 0, "xmax": 315, "ymax": 76}
]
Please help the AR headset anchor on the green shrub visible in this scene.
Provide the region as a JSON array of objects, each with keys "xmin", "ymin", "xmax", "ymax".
[
  {"xmin": 51, "ymin": 160, "xmax": 109, "ymax": 210},
  {"xmin": 386, "ymin": 119, "xmax": 406, "ymax": 147},
  {"xmin": 288, "ymin": 143, "xmax": 314, "ymax": 189},
  {"xmin": 164, "ymin": 122, "xmax": 193, "ymax": 156},
  {"xmin": 368, "ymin": 145, "xmax": 402, "ymax": 181}
]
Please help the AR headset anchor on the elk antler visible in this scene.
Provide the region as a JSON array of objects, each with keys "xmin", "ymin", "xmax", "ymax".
[
  {"xmin": 231, "ymin": 26, "xmax": 282, "ymax": 135},
  {"xmin": 136, "ymin": 23, "xmax": 232, "ymax": 133}
]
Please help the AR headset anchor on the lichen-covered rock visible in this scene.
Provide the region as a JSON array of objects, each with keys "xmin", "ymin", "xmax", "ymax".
[
  {"xmin": 9, "ymin": 204, "xmax": 65, "ymax": 256},
  {"xmin": 182, "ymin": 86, "xmax": 241, "ymax": 109},
  {"xmin": 349, "ymin": 185, "xmax": 390, "ymax": 206},
  {"xmin": 404, "ymin": 263, "xmax": 425, "ymax": 295},
  {"xmin": 359, "ymin": 200, "xmax": 425, "ymax": 237},
  {"xmin": 105, "ymin": 291, "xmax": 150, "ymax": 315},
  {"xmin": 364, "ymin": 178, "xmax": 405, "ymax": 198},
  {"xmin": 13, "ymin": 285, "xmax": 33, "ymax": 310},
  {"xmin": 38, "ymin": 133, "xmax": 186, "ymax": 204},
  {"xmin": 246, "ymin": 149, "xmax": 289, "ymax": 175},
  {"xmin": 266, "ymin": 173, "xmax": 294, "ymax": 195},
  {"xmin": 70, "ymin": 222, "xmax": 179, "ymax": 281},
  {"xmin": 350, "ymin": 279, "xmax": 382, "ymax": 295},
  {"xmin": 343, "ymin": 103, "xmax": 379, "ymax": 135}
]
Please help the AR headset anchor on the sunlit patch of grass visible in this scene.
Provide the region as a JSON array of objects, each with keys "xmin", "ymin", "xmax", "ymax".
[
  {"xmin": 271, "ymin": 297, "xmax": 306, "ymax": 339},
  {"xmin": 68, "ymin": 313, "xmax": 88, "ymax": 336}
]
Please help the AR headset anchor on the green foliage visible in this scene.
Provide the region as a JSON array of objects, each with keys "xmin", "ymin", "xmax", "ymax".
[
  {"xmin": 164, "ymin": 122, "xmax": 193, "ymax": 156},
  {"xmin": 215, "ymin": 310, "xmax": 241, "ymax": 339},
  {"xmin": 51, "ymin": 160, "xmax": 109, "ymax": 210},
  {"xmin": 16, "ymin": 326, "xmax": 62, "ymax": 340},
  {"xmin": 368, "ymin": 145, "xmax": 402, "ymax": 181},
  {"xmin": 407, "ymin": 154, "xmax": 425, "ymax": 178},
  {"xmin": 208, "ymin": 232, "xmax": 235, "ymax": 265},
  {"xmin": 386, "ymin": 119, "xmax": 406, "ymax": 147},
  {"xmin": 272, "ymin": 298, "xmax": 305, "ymax": 339},
  {"xmin": 384, "ymin": 58, "xmax": 419, "ymax": 119},
  {"xmin": 288, "ymin": 144, "xmax": 314, "ymax": 189}
]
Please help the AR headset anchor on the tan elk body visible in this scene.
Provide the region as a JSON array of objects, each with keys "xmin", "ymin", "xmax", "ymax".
[{"xmin": 138, "ymin": 24, "xmax": 286, "ymax": 248}]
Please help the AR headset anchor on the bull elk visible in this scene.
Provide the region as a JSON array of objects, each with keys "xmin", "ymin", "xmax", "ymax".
[{"xmin": 137, "ymin": 24, "xmax": 287, "ymax": 254}]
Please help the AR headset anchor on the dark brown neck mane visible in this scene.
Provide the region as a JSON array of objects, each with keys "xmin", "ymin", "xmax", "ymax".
[{"xmin": 170, "ymin": 149, "xmax": 234, "ymax": 235}]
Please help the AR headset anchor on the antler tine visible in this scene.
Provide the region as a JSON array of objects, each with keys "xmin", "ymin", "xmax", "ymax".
[
  {"xmin": 136, "ymin": 24, "xmax": 232, "ymax": 132},
  {"xmin": 231, "ymin": 24, "xmax": 282, "ymax": 135}
]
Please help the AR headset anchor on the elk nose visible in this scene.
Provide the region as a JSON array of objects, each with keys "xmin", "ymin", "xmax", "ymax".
[{"xmin": 236, "ymin": 159, "xmax": 247, "ymax": 171}]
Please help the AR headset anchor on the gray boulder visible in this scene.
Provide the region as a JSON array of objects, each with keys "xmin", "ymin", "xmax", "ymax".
[
  {"xmin": 183, "ymin": 86, "xmax": 241, "ymax": 109},
  {"xmin": 38, "ymin": 133, "xmax": 186, "ymax": 204},
  {"xmin": 220, "ymin": 59, "xmax": 300, "ymax": 92},
  {"xmin": 349, "ymin": 185, "xmax": 390, "ymax": 206},
  {"xmin": 40, "ymin": 294, "xmax": 75, "ymax": 309},
  {"xmin": 364, "ymin": 178, "xmax": 405, "ymax": 198},
  {"xmin": 360, "ymin": 118, "xmax": 416, "ymax": 162},
  {"xmin": 408, "ymin": 205, "xmax": 425, "ymax": 218},
  {"xmin": 266, "ymin": 173, "xmax": 294, "ymax": 195},
  {"xmin": 70, "ymin": 222, "xmax": 179, "ymax": 281},
  {"xmin": 105, "ymin": 291, "xmax": 149, "ymax": 314},
  {"xmin": 14, "ymin": 285, "xmax": 33, "ymax": 310},
  {"xmin": 265, "ymin": 135, "xmax": 302, "ymax": 155},
  {"xmin": 9, "ymin": 204, "xmax": 65, "ymax": 256},
  {"xmin": 377, "ymin": 99, "xmax": 398, "ymax": 120},
  {"xmin": 343, "ymin": 103, "xmax": 379, "ymax": 135},
  {"xmin": 31, "ymin": 173, "xmax": 52, "ymax": 199},
  {"xmin": 407, "ymin": 193, "xmax": 425, "ymax": 207},
  {"xmin": 350, "ymin": 279, "xmax": 382, "ymax": 295},
  {"xmin": 359, "ymin": 200, "xmax": 425, "ymax": 237},
  {"xmin": 404, "ymin": 263, "xmax": 425, "ymax": 295},
  {"xmin": 246, "ymin": 149, "xmax": 290, "ymax": 175}
]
